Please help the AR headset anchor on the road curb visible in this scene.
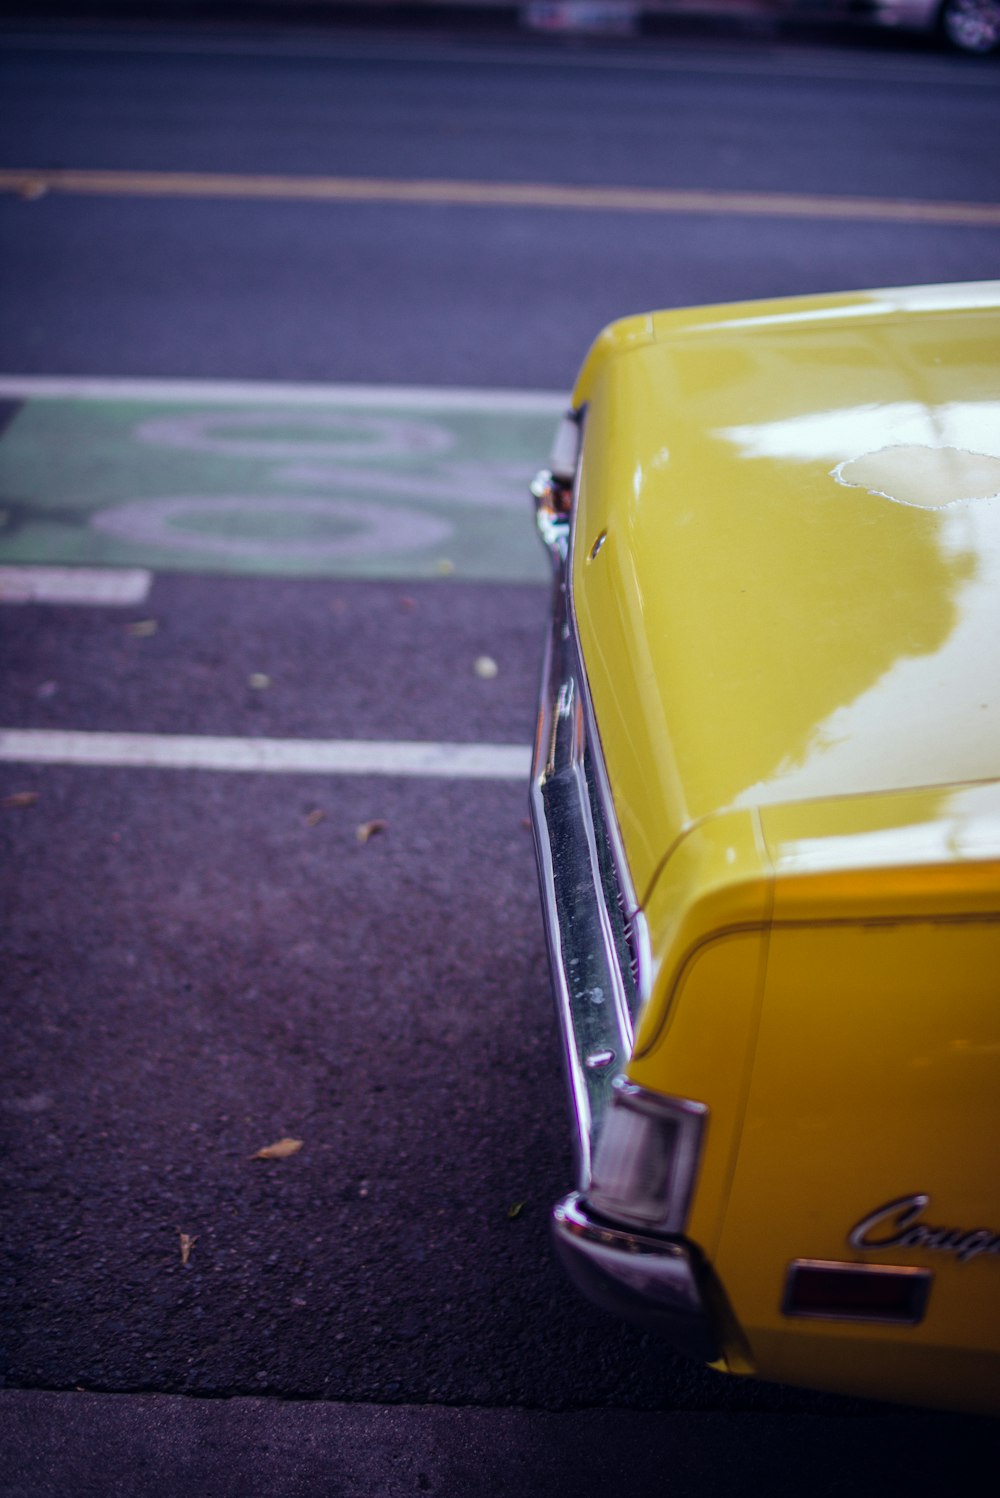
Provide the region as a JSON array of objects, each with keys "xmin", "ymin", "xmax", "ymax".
[{"xmin": 1, "ymin": 1388, "xmax": 996, "ymax": 1498}]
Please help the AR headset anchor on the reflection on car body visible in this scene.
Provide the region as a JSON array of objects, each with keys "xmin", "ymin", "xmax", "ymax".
[{"xmin": 529, "ymin": 281, "xmax": 1000, "ymax": 1413}]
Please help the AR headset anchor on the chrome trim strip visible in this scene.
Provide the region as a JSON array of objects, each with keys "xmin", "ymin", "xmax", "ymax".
[
  {"xmin": 530, "ymin": 464, "xmax": 634, "ymax": 1190},
  {"xmin": 553, "ymin": 1194, "xmax": 720, "ymax": 1362},
  {"xmin": 558, "ymin": 442, "xmax": 651, "ymax": 1016},
  {"xmin": 533, "ymin": 449, "xmax": 650, "ymax": 999},
  {"xmin": 531, "ymin": 449, "xmax": 718, "ymax": 1364},
  {"xmin": 571, "ymin": 611, "xmax": 642, "ymax": 932}
]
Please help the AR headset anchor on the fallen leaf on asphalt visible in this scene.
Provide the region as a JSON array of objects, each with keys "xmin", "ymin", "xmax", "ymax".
[
  {"xmin": 507, "ymin": 1202, "xmax": 525, "ymax": 1220},
  {"xmin": 356, "ymin": 819, "xmax": 387, "ymax": 844},
  {"xmin": 474, "ymin": 656, "xmax": 499, "ymax": 680},
  {"xmin": 252, "ymin": 1137, "xmax": 303, "ymax": 1161},
  {"xmin": 178, "ymin": 1231, "xmax": 197, "ymax": 1266},
  {"xmin": 248, "ymin": 673, "xmax": 271, "ymax": 690},
  {"xmin": 126, "ymin": 619, "xmax": 158, "ymax": 638},
  {"xmin": 304, "ymin": 808, "xmax": 326, "ymax": 828},
  {"xmin": 3, "ymin": 791, "xmax": 39, "ymax": 809}
]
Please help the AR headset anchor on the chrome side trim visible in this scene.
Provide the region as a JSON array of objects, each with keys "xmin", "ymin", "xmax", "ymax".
[
  {"xmin": 569, "ymin": 589, "xmax": 644, "ymax": 946},
  {"xmin": 552, "ymin": 1194, "xmax": 721, "ymax": 1362},
  {"xmin": 558, "ymin": 462, "xmax": 650, "ymax": 1004},
  {"xmin": 531, "ymin": 449, "xmax": 718, "ymax": 1362},
  {"xmin": 530, "ymin": 463, "xmax": 635, "ymax": 1191},
  {"xmin": 531, "ymin": 456, "xmax": 650, "ymax": 1029}
]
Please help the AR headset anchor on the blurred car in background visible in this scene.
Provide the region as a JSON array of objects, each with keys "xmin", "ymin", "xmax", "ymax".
[
  {"xmin": 530, "ymin": 281, "xmax": 1000, "ymax": 1413},
  {"xmin": 772, "ymin": 0, "xmax": 1000, "ymax": 55},
  {"xmin": 861, "ymin": 0, "xmax": 1000, "ymax": 54},
  {"xmin": 522, "ymin": 1, "xmax": 1000, "ymax": 54}
]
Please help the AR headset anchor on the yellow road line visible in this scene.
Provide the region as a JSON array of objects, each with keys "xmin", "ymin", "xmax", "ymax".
[{"xmin": 2, "ymin": 168, "xmax": 999, "ymax": 227}]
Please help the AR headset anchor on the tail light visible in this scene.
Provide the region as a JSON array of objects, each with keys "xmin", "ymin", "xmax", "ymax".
[
  {"xmin": 783, "ymin": 1260, "xmax": 932, "ymax": 1325},
  {"xmin": 586, "ymin": 1076, "xmax": 707, "ymax": 1235}
]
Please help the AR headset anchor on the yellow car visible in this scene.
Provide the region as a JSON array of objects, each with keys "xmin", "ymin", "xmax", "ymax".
[{"xmin": 529, "ymin": 281, "xmax": 1000, "ymax": 1415}]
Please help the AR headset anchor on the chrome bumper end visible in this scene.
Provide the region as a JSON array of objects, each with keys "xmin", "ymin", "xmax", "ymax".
[{"xmin": 552, "ymin": 1194, "xmax": 721, "ymax": 1363}]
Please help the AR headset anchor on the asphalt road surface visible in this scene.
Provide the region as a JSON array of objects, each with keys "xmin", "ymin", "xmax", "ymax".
[
  {"xmin": 1, "ymin": 18, "xmax": 999, "ymax": 385},
  {"xmin": 1, "ymin": 14, "xmax": 999, "ymax": 1496}
]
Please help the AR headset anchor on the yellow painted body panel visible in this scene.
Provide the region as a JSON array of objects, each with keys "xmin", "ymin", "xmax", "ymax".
[
  {"xmin": 715, "ymin": 915, "xmax": 1000, "ymax": 1414},
  {"xmin": 572, "ymin": 281, "xmax": 1000, "ymax": 904},
  {"xmin": 569, "ymin": 284, "xmax": 1000, "ymax": 1410},
  {"xmin": 628, "ymin": 810, "xmax": 771, "ymax": 1260},
  {"xmin": 628, "ymin": 928, "xmax": 766, "ymax": 1266}
]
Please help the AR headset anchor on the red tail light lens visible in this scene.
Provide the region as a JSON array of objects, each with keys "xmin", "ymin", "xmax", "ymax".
[{"xmin": 783, "ymin": 1260, "xmax": 932, "ymax": 1325}]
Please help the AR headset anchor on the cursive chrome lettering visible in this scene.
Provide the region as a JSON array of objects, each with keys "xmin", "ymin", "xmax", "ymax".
[{"xmin": 849, "ymin": 1195, "xmax": 1000, "ymax": 1264}]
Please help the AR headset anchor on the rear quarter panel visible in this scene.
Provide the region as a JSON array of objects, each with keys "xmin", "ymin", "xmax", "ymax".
[{"xmin": 712, "ymin": 915, "xmax": 1000, "ymax": 1412}]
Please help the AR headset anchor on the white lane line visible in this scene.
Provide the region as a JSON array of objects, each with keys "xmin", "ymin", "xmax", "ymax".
[
  {"xmin": 0, "ymin": 375, "xmax": 567, "ymax": 414},
  {"xmin": 0, "ymin": 729, "xmax": 532, "ymax": 781},
  {"xmin": 0, "ymin": 566, "xmax": 153, "ymax": 605}
]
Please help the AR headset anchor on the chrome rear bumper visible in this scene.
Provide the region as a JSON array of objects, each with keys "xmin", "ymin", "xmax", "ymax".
[{"xmin": 529, "ymin": 463, "xmax": 720, "ymax": 1363}]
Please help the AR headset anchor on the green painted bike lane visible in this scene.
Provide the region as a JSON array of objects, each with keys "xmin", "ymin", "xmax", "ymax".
[{"xmin": 0, "ymin": 384, "xmax": 563, "ymax": 583}]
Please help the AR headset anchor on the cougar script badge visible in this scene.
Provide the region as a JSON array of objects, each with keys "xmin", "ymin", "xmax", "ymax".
[{"xmin": 849, "ymin": 1195, "xmax": 1000, "ymax": 1264}]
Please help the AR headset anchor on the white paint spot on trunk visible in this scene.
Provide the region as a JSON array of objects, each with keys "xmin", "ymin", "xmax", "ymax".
[{"xmin": 832, "ymin": 446, "xmax": 1000, "ymax": 510}]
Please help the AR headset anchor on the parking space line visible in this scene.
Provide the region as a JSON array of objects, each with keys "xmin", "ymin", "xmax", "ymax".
[
  {"xmin": 0, "ymin": 376, "xmax": 566, "ymax": 414},
  {"xmin": 2, "ymin": 169, "xmax": 998, "ymax": 227},
  {"xmin": 0, "ymin": 566, "xmax": 152, "ymax": 605},
  {"xmin": 0, "ymin": 729, "xmax": 531, "ymax": 780}
]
